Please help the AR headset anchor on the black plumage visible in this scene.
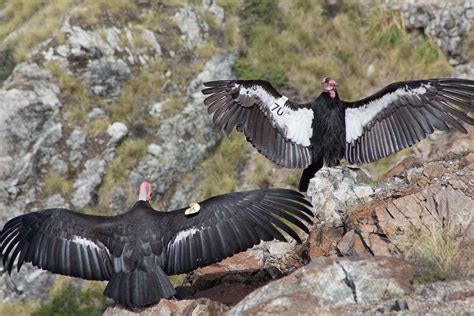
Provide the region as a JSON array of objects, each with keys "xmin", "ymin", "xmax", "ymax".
[
  {"xmin": 202, "ymin": 78, "xmax": 474, "ymax": 191},
  {"xmin": 0, "ymin": 183, "xmax": 312, "ymax": 308}
]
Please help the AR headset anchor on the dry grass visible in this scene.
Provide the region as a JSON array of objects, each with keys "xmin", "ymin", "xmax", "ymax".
[
  {"xmin": 0, "ymin": 302, "xmax": 39, "ymax": 316},
  {"xmin": 407, "ymin": 216, "xmax": 473, "ymax": 283},
  {"xmin": 43, "ymin": 173, "xmax": 73, "ymax": 197},
  {"xmin": 0, "ymin": 0, "xmax": 73, "ymax": 61},
  {"xmin": 46, "ymin": 62, "xmax": 97, "ymax": 127},
  {"xmin": 235, "ymin": 1, "xmax": 452, "ymax": 102}
]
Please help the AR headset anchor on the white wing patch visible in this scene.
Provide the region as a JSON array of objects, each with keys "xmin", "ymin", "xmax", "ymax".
[
  {"xmin": 345, "ymin": 84, "xmax": 430, "ymax": 143},
  {"xmin": 242, "ymin": 85, "xmax": 313, "ymax": 147},
  {"xmin": 72, "ymin": 235, "xmax": 101, "ymax": 250},
  {"xmin": 173, "ymin": 227, "xmax": 199, "ymax": 245}
]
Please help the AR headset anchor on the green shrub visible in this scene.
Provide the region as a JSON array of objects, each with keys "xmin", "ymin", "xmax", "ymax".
[
  {"xmin": 240, "ymin": 0, "xmax": 284, "ymax": 40},
  {"xmin": 33, "ymin": 283, "xmax": 109, "ymax": 316}
]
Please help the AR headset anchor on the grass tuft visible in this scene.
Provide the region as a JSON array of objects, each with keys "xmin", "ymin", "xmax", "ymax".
[
  {"xmin": 407, "ymin": 217, "xmax": 472, "ymax": 283},
  {"xmin": 369, "ymin": 7, "xmax": 405, "ymax": 48},
  {"xmin": 43, "ymin": 173, "xmax": 73, "ymax": 197}
]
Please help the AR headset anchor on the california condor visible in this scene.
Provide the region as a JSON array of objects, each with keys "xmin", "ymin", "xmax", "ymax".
[
  {"xmin": 0, "ymin": 181, "xmax": 312, "ymax": 308},
  {"xmin": 202, "ymin": 78, "xmax": 474, "ymax": 191}
]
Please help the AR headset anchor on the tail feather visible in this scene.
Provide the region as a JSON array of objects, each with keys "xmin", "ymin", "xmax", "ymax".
[
  {"xmin": 298, "ymin": 159, "xmax": 323, "ymax": 192},
  {"xmin": 104, "ymin": 266, "xmax": 175, "ymax": 308}
]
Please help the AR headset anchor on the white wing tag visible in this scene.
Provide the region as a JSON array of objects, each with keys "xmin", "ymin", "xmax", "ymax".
[{"xmin": 185, "ymin": 202, "xmax": 201, "ymax": 216}]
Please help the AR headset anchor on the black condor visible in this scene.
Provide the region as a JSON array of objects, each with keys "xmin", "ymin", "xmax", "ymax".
[
  {"xmin": 202, "ymin": 77, "xmax": 474, "ymax": 191},
  {"xmin": 0, "ymin": 181, "xmax": 312, "ymax": 308}
]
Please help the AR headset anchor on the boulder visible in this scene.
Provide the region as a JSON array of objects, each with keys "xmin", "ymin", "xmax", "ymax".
[
  {"xmin": 103, "ymin": 298, "xmax": 228, "ymax": 316},
  {"xmin": 227, "ymin": 256, "xmax": 414, "ymax": 315}
]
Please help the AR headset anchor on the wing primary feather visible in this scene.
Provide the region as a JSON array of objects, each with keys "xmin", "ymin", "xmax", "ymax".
[
  {"xmin": 255, "ymin": 204, "xmax": 309, "ymax": 234},
  {"xmin": 392, "ymin": 111, "xmax": 410, "ymax": 148},
  {"xmin": 260, "ymin": 200, "xmax": 313, "ymax": 224}
]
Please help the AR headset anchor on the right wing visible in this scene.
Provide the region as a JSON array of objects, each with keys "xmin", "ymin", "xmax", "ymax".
[
  {"xmin": 0, "ymin": 209, "xmax": 113, "ymax": 280},
  {"xmin": 202, "ymin": 80, "xmax": 314, "ymax": 168},
  {"xmin": 160, "ymin": 189, "xmax": 313, "ymax": 275}
]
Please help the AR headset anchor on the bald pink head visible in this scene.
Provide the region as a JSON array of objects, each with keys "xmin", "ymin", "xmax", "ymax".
[
  {"xmin": 138, "ymin": 181, "xmax": 152, "ymax": 202},
  {"xmin": 322, "ymin": 77, "xmax": 337, "ymax": 98}
]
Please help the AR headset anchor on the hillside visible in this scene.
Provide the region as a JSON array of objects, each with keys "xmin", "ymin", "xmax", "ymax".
[{"xmin": 0, "ymin": 0, "xmax": 472, "ymax": 315}]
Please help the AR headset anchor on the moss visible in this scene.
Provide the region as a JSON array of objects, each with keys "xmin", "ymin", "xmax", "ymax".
[{"xmin": 43, "ymin": 173, "xmax": 73, "ymax": 197}]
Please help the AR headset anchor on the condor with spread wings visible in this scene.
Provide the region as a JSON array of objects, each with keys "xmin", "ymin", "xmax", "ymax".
[
  {"xmin": 202, "ymin": 78, "xmax": 474, "ymax": 191},
  {"xmin": 0, "ymin": 181, "xmax": 312, "ymax": 308}
]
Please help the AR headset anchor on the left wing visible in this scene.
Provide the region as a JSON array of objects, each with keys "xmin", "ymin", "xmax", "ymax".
[
  {"xmin": 343, "ymin": 78, "xmax": 474, "ymax": 164},
  {"xmin": 202, "ymin": 80, "xmax": 313, "ymax": 168},
  {"xmin": 159, "ymin": 189, "xmax": 313, "ymax": 275}
]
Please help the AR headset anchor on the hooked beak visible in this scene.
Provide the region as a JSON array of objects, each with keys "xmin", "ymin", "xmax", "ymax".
[{"xmin": 138, "ymin": 181, "xmax": 153, "ymax": 202}]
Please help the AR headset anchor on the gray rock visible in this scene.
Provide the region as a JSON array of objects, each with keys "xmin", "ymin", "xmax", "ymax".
[
  {"xmin": 0, "ymin": 265, "xmax": 55, "ymax": 304},
  {"xmin": 147, "ymin": 144, "xmax": 162, "ymax": 157},
  {"xmin": 66, "ymin": 127, "xmax": 86, "ymax": 167},
  {"xmin": 87, "ymin": 107, "xmax": 106, "ymax": 120},
  {"xmin": 174, "ymin": 5, "xmax": 209, "ymax": 49},
  {"xmin": 394, "ymin": 0, "xmax": 473, "ymax": 64},
  {"xmin": 307, "ymin": 166, "xmax": 374, "ymax": 227},
  {"xmin": 71, "ymin": 158, "xmax": 106, "ymax": 209},
  {"xmin": 203, "ymin": 0, "xmax": 225, "ymax": 23},
  {"xmin": 62, "ymin": 19, "xmax": 114, "ymax": 58},
  {"xmin": 0, "ymin": 63, "xmax": 62, "ymax": 224},
  {"xmin": 45, "ymin": 194, "xmax": 69, "ymax": 208},
  {"xmin": 107, "ymin": 122, "xmax": 128, "ymax": 145},
  {"xmin": 104, "ymin": 298, "xmax": 229, "ymax": 316},
  {"xmin": 141, "ymin": 28, "xmax": 162, "ymax": 57},
  {"xmin": 227, "ymin": 257, "xmax": 414, "ymax": 315},
  {"xmin": 149, "ymin": 102, "xmax": 163, "ymax": 117},
  {"xmin": 82, "ymin": 56, "xmax": 131, "ymax": 97}
]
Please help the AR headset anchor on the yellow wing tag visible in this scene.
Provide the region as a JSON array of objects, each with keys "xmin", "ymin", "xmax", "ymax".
[{"xmin": 185, "ymin": 202, "xmax": 200, "ymax": 216}]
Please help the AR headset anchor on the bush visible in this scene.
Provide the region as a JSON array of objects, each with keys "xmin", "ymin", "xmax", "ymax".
[{"xmin": 33, "ymin": 283, "xmax": 109, "ymax": 316}]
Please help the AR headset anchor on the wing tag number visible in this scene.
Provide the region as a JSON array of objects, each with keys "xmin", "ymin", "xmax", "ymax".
[{"xmin": 271, "ymin": 103, "xmax": 284, "ymax": 116}]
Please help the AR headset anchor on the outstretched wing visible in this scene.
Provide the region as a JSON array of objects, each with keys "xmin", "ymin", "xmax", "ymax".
[
  {"xmin": 202, "ymin": 80, "xmax": 313, "ymax": 168},
  {"xmin": 160, "ymin": 189, "xmax": 313, "ymax": 275},
  {"xmin": 343, "ymin": 78, "xmax": 474, "ymax": 164},
  {"xmin": 0, "ymin": 209, "xmax": 113, "ymax": 280}
]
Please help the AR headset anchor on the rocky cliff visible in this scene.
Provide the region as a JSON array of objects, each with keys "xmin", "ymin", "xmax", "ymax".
[
  {"xmin": 103, "ymin": 153, "xmax": 474, "ymax": 315},
  {"xmin": 0, "ymin": 0, "xmax": 472, "ymax": 315}
]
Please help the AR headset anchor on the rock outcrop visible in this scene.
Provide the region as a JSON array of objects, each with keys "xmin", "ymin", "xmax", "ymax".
[{"xmin": 307, "ymin": 154, "xmax": 473, "ymax": 271}]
